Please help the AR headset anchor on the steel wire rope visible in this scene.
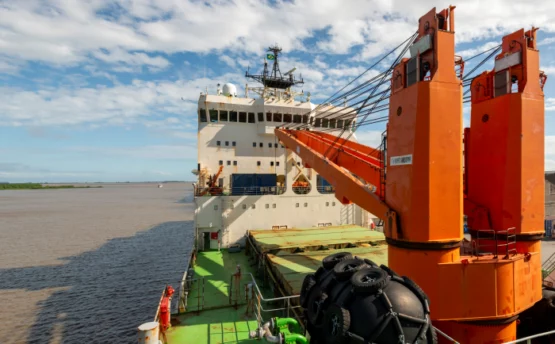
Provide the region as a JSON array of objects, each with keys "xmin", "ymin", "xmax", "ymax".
[
  {"xmin": 283, "ymin": 33, "xmax": 419, "ymax": 131},
  {"xmin": 319, "ymin": 32, "xmax": 417, "ymax": 158}
]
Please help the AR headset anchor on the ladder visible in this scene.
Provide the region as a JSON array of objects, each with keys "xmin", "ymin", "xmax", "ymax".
[{"xmin": 542, "ymin": 252, "xmax": 555, "ymax": 279}]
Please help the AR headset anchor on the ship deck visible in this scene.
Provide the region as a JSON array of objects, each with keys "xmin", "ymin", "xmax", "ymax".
[
  {"xmin": 165, "ymin": 249, "xmax": 264, "ymax": 343},
  {"xmin": 167, "ymin": 226, "xmax": 388, "ymax": 343}
]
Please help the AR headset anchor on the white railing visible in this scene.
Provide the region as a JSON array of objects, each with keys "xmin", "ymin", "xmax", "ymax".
[{"xmin": 435, "ymin": 326, "xmax": 555, "ymax": 344}]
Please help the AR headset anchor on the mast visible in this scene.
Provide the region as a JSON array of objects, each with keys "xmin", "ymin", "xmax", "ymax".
[{"xmin": 245, "ymin": 45, "xmax": 304, "ymax": 90}]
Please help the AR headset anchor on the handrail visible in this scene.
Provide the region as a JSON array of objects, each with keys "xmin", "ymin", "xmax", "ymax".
[
  {"xmin": 434, "ymin": 326, "xmax": 460, "ymax": 343},
  {"xmin": 502, "ymin": 329, "xmax": 555, "ymax": 343}
]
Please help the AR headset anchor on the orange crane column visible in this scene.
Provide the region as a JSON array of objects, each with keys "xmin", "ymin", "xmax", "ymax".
[
  {"xmin": 466, "ymin": 29, "xmax": 545, "ymax": 254},
  {"xmin": 385, "ymin": 6, "xmax": 463, "ymax": 320}
]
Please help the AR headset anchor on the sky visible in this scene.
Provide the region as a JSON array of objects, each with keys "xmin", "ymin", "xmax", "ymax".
[{"xmin": 1, "ymin": 0, "xmax": 554, "ymax": 183}]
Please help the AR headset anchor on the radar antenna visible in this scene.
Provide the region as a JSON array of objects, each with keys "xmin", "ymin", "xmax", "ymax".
[{"xmin": 245, "ymin": 45, "xmax": 304, "ymax": 89}]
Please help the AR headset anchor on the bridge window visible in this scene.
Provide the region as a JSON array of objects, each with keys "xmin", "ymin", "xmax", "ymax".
[
  {"xmin": 344, "ymin": 119, "xmax": 352, "ymax": 129},
  {"xmin": 302, "ymin": 115, "xmax": 308, "ymax": 124},
  {"xmin": 283, "ymin": 114, "xmax": 292, "ymax": 123},
  {"xmin": 230, "ymin": 111, "xmax": 238, "ymax": 122},
  {"xmin": 266, "ymin": 113, "xmax": 272, "ymax": 121},
  {"xmin": 337, "ymin": 119, "xmax": 344, "ymax": 128},
  {"xmin": 322, "ymin": 118, "xmax": 329, "ymax": 128},
  {"xmin": 239, "ymin": 112, "xmax": 247, "ymax": 123},
  {"xmin": 274, "ymin": 113, "xmax": 282, "ymax": 122},
  {"xmin": 258, "ymin": 113, "xmax": 264, "ymax": 122},
  {"xmin": 248, "ymin": 112, "xmax": 255, "ymax": 123},
  {"xmin": 220, "ymin": 110, "xmax": 228, "ymax": 121},
  {"xmin": 209, "ymin": 109, "xmax": 218, "ymax": 123},
  {"xmin": 330, "ymin": 119, "xmax": 336, "ymax": 128},
  {"xmin": 309, "ymin": 117, "xmax": 314, "ymax": 125},
  {"xmin": 199, "ymin": 108, "xmax": 207, "ymax": 122},
  {"xmin": 293, "ymin": 115, "xmax": 301, "ymax": 123},
  {"xmin": 314, "ymin": 118, "xmax": 321, "ymax": 127}
]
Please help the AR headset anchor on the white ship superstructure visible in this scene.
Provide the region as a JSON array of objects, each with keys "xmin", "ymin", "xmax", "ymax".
[{"xmin": 192, "ymin": 46, "xmax": 374, "ymax": 250}]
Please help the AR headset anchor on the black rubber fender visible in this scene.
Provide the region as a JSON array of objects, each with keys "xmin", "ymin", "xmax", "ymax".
[
  {"xmin": 300, "ymin": 274, "xmax": 317, "ymax": 308},
  {"xmin": 333, "ymin": 258, "xmax": 369, "ymax": 281},
  {"xmin": 323, "ymin": 304, "xmax": 351, "ymax": 344},
  {"xmin": 351, "ymin": 267, "xmax": 389, "ymax": 293},
  {"xmin": 322, "ymin": 252, "xmax": 353, "ymax": 269}
]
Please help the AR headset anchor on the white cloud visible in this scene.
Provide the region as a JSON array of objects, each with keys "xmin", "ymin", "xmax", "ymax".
[
  {"xmin": 92, "ymin": 48, "xmax": 171, "ymax": 71},
  {"xmin": 2, "ymin": 1, "xmax": 555, "ymax": 70},
  {"xmin": 539, "ymin": 36, "xmax": 555, "ymax": 46},
  {"xmin": 354, "ymin": 130, "xmax": 383, "ymax": 148},
  {"xmin": 541, "ymin": 66, "xmax": 555, "ymax": 75},
  {"xmin": 219, "ymin": 55, "xmax": 237, "ymax": 68},
  {"xmin": 0, "ymin": 73, "xmax": 242, "ymax": 127},
  {"xmin": 457, "ymin": 41, "xmax": 499, "ymax": 58},
  {"xmin": 546, "ymin": 98, "xmax": 555, "ymax": 112}
]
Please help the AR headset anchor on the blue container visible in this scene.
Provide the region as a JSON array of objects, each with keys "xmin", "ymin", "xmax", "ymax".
[
  {"xmin": 546, "ymin": 220, "xmax": 553, "ymax": 238},
  {"xmin": 230, "ymin": 174, "xmax": 277, "ymax": 195}
]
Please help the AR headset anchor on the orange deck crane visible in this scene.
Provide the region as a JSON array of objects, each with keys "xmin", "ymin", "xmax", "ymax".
[
  {"xmin": 276, "ymin": 6, "xmax": 544, "ymax": 343},
  {"xmin": 198, "ymin": 166, "xmax": 223, "ymax": 196}
]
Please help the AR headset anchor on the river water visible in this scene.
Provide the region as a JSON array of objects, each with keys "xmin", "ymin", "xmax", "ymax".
[{"xmin": 0, "ymin": 183, "xmax": 194, "ymax": 344}]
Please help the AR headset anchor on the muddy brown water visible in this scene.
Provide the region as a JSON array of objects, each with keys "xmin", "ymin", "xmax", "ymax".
[{"xmin": 0, "ymin": 183, "xmax": 194, "ymax": 344}]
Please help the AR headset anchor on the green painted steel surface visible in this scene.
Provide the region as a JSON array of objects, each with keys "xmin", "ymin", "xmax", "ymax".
[
  {"xmin": 186, "ymin": 249, "xmax": 257, "ymax": 311},
  {"xmin": 249, "ymin": 225, "xmax": 386, "ymax": 252},
  {"xmin": 267, "ymin": 246, "xmax": 388, "ymax": 295},
  {"xmin": 165, "ymin": 306, "xmax": 260, "ymax": 343}
]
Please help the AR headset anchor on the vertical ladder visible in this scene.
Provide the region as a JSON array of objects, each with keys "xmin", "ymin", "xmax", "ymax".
[
  {"xmin": 543, "ymin": 252, "xmax": 555, "ymax": 279},
  {"xmin": 379, "ymin": 129, "xmax": 387, "ymax": 201}
]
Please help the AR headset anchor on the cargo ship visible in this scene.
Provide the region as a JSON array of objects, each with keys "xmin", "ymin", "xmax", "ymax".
[{"xmin": 138, "ymin": 6, "xmax": 555, "ymax": 344}]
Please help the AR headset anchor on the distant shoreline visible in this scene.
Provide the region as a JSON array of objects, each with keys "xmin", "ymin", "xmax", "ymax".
[{"xmin": 0, "ymin": 183, "xmax": 103, "ymax": 190}]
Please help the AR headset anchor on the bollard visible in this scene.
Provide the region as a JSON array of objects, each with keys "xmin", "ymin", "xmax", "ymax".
[{"xmin": 138, "ymin": 321, "xmax": 159, "ymax": 344}]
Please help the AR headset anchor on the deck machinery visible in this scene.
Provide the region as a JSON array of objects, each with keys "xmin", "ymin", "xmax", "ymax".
[{"xmin": 276, "ymin": 6, "xmax": 545, "ymax": 344}]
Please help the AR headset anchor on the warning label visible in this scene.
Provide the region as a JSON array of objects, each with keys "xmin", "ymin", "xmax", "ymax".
[{"xmin": 390, "ymin": 154, "xmax": 413, "ymax": 166}]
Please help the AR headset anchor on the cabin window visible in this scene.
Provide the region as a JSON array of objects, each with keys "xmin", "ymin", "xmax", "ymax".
[
  {"xmin": 276, "ymin": 161, "xmax": 280, "ymax": 166},
  {"xmin": 259, "ymin": 142, "xmax": 263, "ymax": 147},
  {"xmin": 218, "ymin": 178, "xmax": 224, "ymax": 187},
  {"xmin": 293, "ymin": 115, "xmax": 301, "ymax": 123},
  {"xmin": 315, "ymin": 118, "xmax": 321, "ymax": 127},
  {"xmin": 270, "ymin": 161, "xmax": 274, "ymax": 166},
  {"xmin": 214, "ymin": 205, "xmax": 218, "ymax": 210},
  {"xmin": 351, "ymin": 120, "xmax": 356, "ymax": 130},
  {"xmin": 242, "ymin": 204, "xmax": 247, "ymax": 209},
  {"xmin": 304, "ymin": 202, "xmax": 308, "ymax": 207},
  {"xmin": 268, "ymin": 142, "xmax": 272, "ymax": 148},
  {"xmin": 296, "ymin": 203, "xmax": 299, "ymax": 208},
  {"xmin": 232, "ymin": 141, "xmax": 236, "ymax": 147},
  {"xmin": 209, "ymin": 109, "xmax": 218, "ymax": 123},
  {"xmin": 248, "ymin": 112, "xmax": 255, "ymax": 123},
  {"xmin": 257, "ymin": 161, "xmax": 261, "ymax": 166},
  {"xmin": 302, "ymin": 115, "xmax": 308, "ymax": 124},
  {"xmin": 344, "ymin": 119, "xmax": 352, "ymax": 129},
  {"xmin": 230, "ymin": 111, "xmax": 238, "ymax": 122},
  {"xmin": 265, "ymin": 204, "xmax": 269, "ymax": 209},
  {"xmin": 218, "ymin": 160, "xmax": 223, "ymax": 165},
  {"xmin": 322, "ymin": 118, "xmax": 329, "ymax": 128},
  {"xmin": 274, "ymin": 143, "xmax": 278, "ymax": 148},
  {"xmin": 253, "ymin": 142, "xmax": 256, "ymax": 147},
  {"xmin": 233, "ymin": 161, "xmax": 237, "ymax": 166},
  {"xmin": 272, "ymin": 204, "xmax": 276, "ymax": 208},
  {"xmin": 199, "ymin": 108, "xmax": 207, "ymax": 122},
  {"xmin": 239, "ymin": 112, "xmax": 247, "ymax": 123},
  {"xmin": 283, "ymin": 114, "xmax": 292, "ymax": 123},
  {"xmin": 216, "ymin": 141, "xmax": 221, "ymax": 146},
  {"xmin": 227, "ymin": 161, "xmax": 231, "ymax": 166},
  {"xmin": 252, "ymin": 204, "xmax": 256, "ymax": 209},
  {"xmin": 258, "ymin": 112, "xmax": 264, "ymax": 122},
  {"xmin": 220, "ymin": 110, "xmax": 228, "ymax": 121},
  {"xmin": 274, "ymin": 113, "xmax": 282, "ymax": 122},
  {"xmin": 330, "ymin": 119, "xmax": 336, "ymax": 129},
  {"xmin": 337, "ymin": 119, "xmax": 344, "ymax": 129},
  {"xmin": 332, "ymin": 202, "xmax": 336, "ymax": 206},
  {"xmin": 225, "ymin": 141, "xmax": 229, "ymax": 146},
  {"xmin": 326, "ymin": 202, "xmax": 329, "ymax": 207},
  {"xmin": 266, "ymin": 113, "xmax": 272, "ymax": 121}
]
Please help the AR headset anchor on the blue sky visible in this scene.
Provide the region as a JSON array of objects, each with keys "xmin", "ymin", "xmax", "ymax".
[{"xmin": 1, "ymin": 0, "xmax": 554, "ymax": 182}]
